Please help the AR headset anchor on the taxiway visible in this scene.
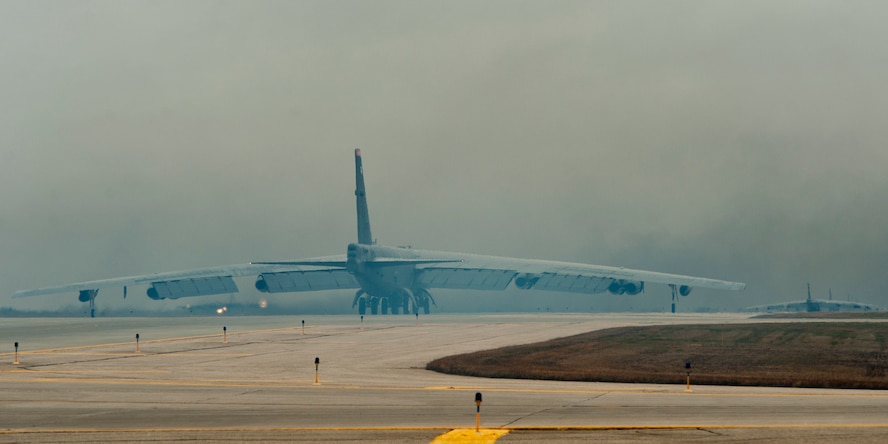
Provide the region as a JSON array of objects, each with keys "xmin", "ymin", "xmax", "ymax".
[{"xmin": 1, "ymin": 313, "xmax": 886, "ymax": 443}]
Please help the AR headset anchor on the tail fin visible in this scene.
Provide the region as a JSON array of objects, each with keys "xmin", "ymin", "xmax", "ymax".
[{"xmin": 354, "ymin": 149, "xmax": 373, "ymax": 245}]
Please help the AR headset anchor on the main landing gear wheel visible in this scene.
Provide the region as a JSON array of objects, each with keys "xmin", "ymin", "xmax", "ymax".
[
  {"xmin": 354, "ymin": 290, "xmax": 368, "ymax": 315},
  {"xmin": 413, "ymin": 288, "xmax": 432, "ymax": 315}
]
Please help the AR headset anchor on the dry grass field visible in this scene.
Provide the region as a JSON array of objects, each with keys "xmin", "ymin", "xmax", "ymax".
[{"xmin": 427, "ymin": 322, "xmax": 888, "ymax": 389}]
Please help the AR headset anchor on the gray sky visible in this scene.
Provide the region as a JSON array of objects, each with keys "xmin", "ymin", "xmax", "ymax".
[{"xmin": 2, "ymin": 1, "xmax": 887, "ymax": 313}]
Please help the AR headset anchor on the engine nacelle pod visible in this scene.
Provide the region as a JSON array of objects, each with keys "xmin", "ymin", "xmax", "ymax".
[
  {"xmin": 679, "ymin": 285, "xmax": 692, "ymax": 297},
  {"xmin": 514, "ymin": 274, "xmax": 540, "ymax": 290},
  {"xmin": 78, "ymin": 290, "xmax": 93, "ymax": 302},
  {"xmin": 255, "ymin": 276, "xmax": 269, "ymax": 293},
  {"xmin": 623, "ymin": 281, "xmax": 644, "ymax": 295},
  {"xmin": 608, "ymin": 280, "xmax": 644, "ymax": 295},
  {"xmin": 146, "ymin": 287, "xmax": 164, "ymax": 300}
]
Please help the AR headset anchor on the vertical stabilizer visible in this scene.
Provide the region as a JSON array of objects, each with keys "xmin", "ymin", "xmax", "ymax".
[{"xmin": 354, "ymin": 149, "xmax": 373, "ymax": 245}]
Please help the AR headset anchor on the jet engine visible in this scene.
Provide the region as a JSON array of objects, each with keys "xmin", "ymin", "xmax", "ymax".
[
  {"xmin": 514, "ymin": 274, "xmax": 540, "ymax": 290},
  {"xmin": 608, "ymin": 280, "xmax": 644, "ymax": 295},
  {"xmin": 78, "ymin": 289, "xmax": 98, "ymax": 302},
  {"xmin": 255, "ymin": 276, "xmax": 269, "ymax": 293},
  {"xmin": 146, "ymin": 287, "xmax": 164, "ymax": 300},
  {"xmin": 679, "ymin": 285, "xmax": 692, "ymax": 297}
]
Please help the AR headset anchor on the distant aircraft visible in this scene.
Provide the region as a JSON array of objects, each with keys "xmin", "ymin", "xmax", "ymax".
[
  {"xmin": 743, "ymin": 283, "xmax": 881, "ymax": 313},
  {"xmin": 15, "ymin": 149, "xmax": 745, "ymax": 317}
]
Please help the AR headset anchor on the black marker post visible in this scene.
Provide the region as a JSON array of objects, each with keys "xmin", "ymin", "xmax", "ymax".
[
  {"xmin": 13, "ymin": 342, "xmax": 19, "ymax": 365},
  {"xmin": 475, "ymin": 392, "xmax": 483, "ymax": 431},
  {"xmin": 314, "ymin": 357, "xmax": 320, "ymax": 385}
]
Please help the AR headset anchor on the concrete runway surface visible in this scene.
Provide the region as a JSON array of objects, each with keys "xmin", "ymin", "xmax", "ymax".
[{"xmin": 1, "ymin": 313, "xmax": 887, "ymax": 443}]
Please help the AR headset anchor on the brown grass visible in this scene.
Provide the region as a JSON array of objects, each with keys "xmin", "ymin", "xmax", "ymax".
[{"xmin": 426, "ymin": 322, "xmax": 888, "ymax": 389}]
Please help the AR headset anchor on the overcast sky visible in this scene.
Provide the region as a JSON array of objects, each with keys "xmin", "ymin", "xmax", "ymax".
[{"xmin": 2, "ymin": 1, "xmax": 887, "ymax": 314}]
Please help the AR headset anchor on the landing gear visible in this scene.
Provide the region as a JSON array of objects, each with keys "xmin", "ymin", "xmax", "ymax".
[
  {"xmin": 392, "ymin": 288, "xmax": 412, "ymax": 315},
  {"xmin": 389, "ymin": 293, "xmax": 406, "ymax": 314},
  {"xmin": 669, "ymin": 284, "xmax": 677, "ymax": 314},
  {"xmin": 354, "ymin": 292, "xmax": 382, "ymax": 315},
  {"xmin": 353, "ymin": 290, "xmax": 369, "ymax": 315},
  {"xmin": 413, "ymin": 288, "xmax": 433, "ymax": 315},
  {"xmin": 78, "ymin": 289, "xmax": 99, "ymax": 318},
  {"xmin": 355, "ymin": 289, "xmax": 435, "ymax": 316}
]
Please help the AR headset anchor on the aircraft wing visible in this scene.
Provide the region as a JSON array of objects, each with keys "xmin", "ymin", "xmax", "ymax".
[
  {"xmin": 413, "ymin": 251, "xmax": 745, "ymax": 294},
  {"xmin": 13, "ymin": 255, "xmax": 351, "ymax": 299}
]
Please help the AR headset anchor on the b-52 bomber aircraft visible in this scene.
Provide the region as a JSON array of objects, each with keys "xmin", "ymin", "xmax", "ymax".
[{"xmin": 16, "ymin": 149, "xmax": 745, "ymax": 317}]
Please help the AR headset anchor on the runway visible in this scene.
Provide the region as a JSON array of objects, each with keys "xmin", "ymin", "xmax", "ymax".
[{"xmin": 1, "ymin": 313, "xmax": 887, "ymax": 443}]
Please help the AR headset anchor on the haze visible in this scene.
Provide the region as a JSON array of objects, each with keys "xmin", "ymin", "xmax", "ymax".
[{"xmin": 2, "ymin": 1, "xmax": 886, "ymax": 313}]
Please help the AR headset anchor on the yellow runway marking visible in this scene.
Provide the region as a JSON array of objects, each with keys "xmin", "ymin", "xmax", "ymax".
[
  {"xmin": 0, "ymin": 427, "xmax": 453, "ymax": 435},
  {"xmin": 146, "ymin": 353, "xmax": 254, "ymax": 357},
  {"xmin": 421, "ymin": 385, "xmax": 888, "ymax": 398},
  {"xmin": 0, "ymin": 325, "xmax": 303, "ymax": 357},
  {"xmin": 6, "ymin": 373, "xmax": 888, "ymax": 400},
  {"xmin": 0, "ymin": 376, "xmax": 323, "ymax": 388},
  {"xmin": 423, "ymin": 385, "xmax": 665, "ymax": 393},
  {"xmin": 3, "ymin": 369, "xmax": 168, "ymax": 374},
  {"xmin": 510, "ymin": 424, "xmax": 888, "ymax": 430},
  {"xmin": 5, "ymin": 370, "xmax": 888, "ymax": 401},
  {"xmin": 25, "ymin": 351, "xmax": 253, "ymax": 356},
  {"xmin": 432, "ymin": 429, "xmax": 509, "ymax": 443}
]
